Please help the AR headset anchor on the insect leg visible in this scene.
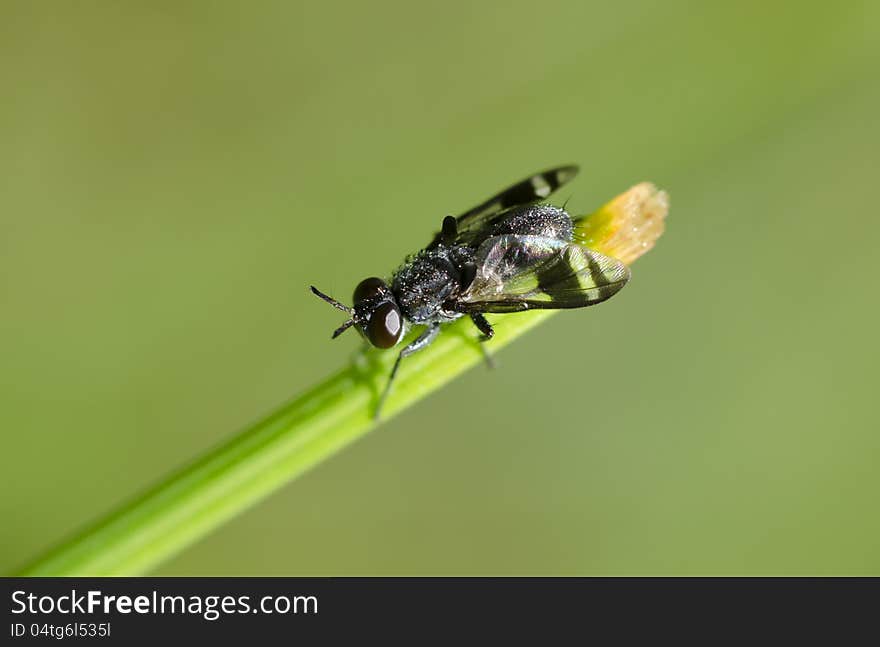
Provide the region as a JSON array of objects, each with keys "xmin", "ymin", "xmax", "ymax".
[
  {"xmin": 440, "ymin": 215, "xmax": 458, "ymax": 245},
  {"xmin": 469, "ymin": 313, "xmax": 495, "ymax": 369},
  {"xmin": 470, "ymin": 312, "xmax": 494, "ymax": 340},
  {"xmin": 375, "ymin": 323, "xmax": 441, "ymax": 419}
]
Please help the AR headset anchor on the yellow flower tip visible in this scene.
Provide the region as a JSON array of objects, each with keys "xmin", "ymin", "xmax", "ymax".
[{"xmin": 573, "ymin": 182, "xmax": 669, "ymax": 266}]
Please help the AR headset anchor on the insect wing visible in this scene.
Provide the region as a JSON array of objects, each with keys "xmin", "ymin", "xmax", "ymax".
[
  {"xmin": 430, "ymin": 165, "xmax": 579, "ymax": 247},
  {"xmin": 456, "ymin": 235, "xmax": 630, "ymax": 313}
]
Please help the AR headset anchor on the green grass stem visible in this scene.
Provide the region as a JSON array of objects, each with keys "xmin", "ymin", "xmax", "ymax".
[{"xmin": 16, "ymin": 185, "xmax": 665, "ymax": 576}]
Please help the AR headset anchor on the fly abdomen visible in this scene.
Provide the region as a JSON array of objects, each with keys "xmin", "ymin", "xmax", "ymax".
[{"xmin": 489, "ymin": 204, "xmax": 573, "ymax": 242}]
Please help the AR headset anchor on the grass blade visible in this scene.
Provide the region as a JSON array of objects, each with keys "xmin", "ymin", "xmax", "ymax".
[{"xmin": 16, "ymin": 183, "xmax": 667, "ymax": 576}]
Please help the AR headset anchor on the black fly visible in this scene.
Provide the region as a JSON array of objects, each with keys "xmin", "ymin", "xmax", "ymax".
[{"xmin": 311, "ymin": 165, "xmax": 631, "ymax": 418}]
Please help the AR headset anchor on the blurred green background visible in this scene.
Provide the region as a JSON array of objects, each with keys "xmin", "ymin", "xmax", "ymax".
[{"xmin": 2, "ymin": 1, "xmax": 878, "ymax": 575}]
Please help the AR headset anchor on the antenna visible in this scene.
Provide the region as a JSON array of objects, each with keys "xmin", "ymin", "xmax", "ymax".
[
  {"xmin": 331, "ymin": 319, "xmax": 355, "ymax": 338},
  {"xmin": 310, "ymin": 286, "xmax": 350, "ymax": 313}
]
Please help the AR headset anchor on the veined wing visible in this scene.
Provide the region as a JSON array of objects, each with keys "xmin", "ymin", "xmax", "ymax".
[
  {"xmin": 454, "ymin": 235, "xmax": 630, "ymax": 313},
  {"xmin": 429, "ymin": 165, "xmax": 579, "ymax": 248}
]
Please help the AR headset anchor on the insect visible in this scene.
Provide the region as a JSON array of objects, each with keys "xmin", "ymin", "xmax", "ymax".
[{"xmin": 311, "ymin": 165, "xmax": 632, "ymax": 418}]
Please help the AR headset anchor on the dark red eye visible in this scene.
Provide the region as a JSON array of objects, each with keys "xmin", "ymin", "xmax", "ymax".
[
  {"xmin": 353, "ymin": 277, "xmax": 388, "ymax": 304},
  {"xmin": 367, "ymin": 302, "xmax": 403, "ymax": 349}
]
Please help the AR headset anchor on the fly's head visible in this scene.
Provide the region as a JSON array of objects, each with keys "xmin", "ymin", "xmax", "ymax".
[{"xmin": 310, "ymin": 277, "xmax": 404, "ymax": 349}]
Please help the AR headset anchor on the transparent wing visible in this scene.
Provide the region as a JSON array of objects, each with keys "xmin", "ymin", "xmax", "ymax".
[
  {"xmin": 429, "ymin": 165, "xmax": 579, "ymax": 248},
  {"xmin": 455, "ymin": 235, "xmax": 630, "ymax": 313}
]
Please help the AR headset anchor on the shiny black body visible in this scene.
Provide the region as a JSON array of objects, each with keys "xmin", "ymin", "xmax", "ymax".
[
  {"xmin": 391, "ymin": 244, "xmax": 473, "ymax": 324},
  {"xmin": 392, "ymin": 204, "xmax": 574, "ymax": 325},
  {"xmin": 310, "ymin": 165, "xmax": 630, "ymax": 418}
]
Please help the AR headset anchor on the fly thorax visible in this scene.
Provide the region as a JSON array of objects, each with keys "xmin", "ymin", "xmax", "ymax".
[{"xmin": 392, "ymin": 251, "xmax": 462, "ymax": 324}]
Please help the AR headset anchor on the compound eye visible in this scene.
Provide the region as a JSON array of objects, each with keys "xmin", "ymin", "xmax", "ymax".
[
  {"xmin": 367, "ymin": 302, "xmax": 403, "ymax": 349},
  {"xmin": 353, "ymin": 277, "xmax": 388, "ymax": 304}
]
